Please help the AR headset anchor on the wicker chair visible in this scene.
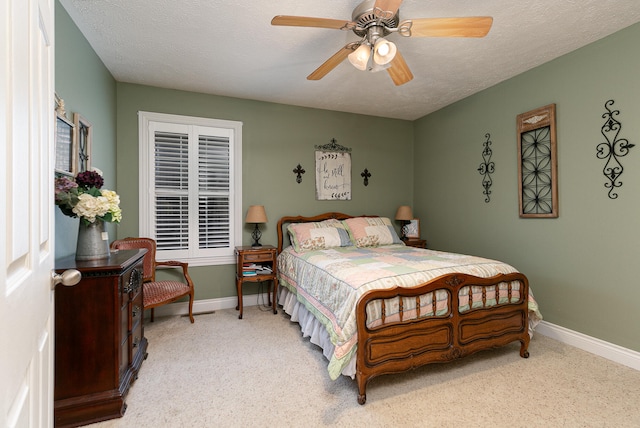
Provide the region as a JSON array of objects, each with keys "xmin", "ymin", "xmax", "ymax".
[{"xmin": 110, "ymin": 237, "xmax": 195, "ymax": 323}]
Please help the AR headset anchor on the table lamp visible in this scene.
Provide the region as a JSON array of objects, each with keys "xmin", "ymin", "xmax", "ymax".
[
  {"xmin": 395, "ymin": 205, "xmax": 413, "ymax": 241},
  {"xmin": 245, "ymin": 205, "xmax": 268, "ymax": 247}
]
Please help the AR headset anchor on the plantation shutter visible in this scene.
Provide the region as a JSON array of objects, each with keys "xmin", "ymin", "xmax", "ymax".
[
  {"xmin": 154, "ymin": 131, "xmax": 190, "ymax": 250},
  {"xmin": 140, "ymin": 112, "xmax": 241, "ymax": 265},
  {"xmin": 198, "ymin": 133, "xmax": 230, "ymax": 248}
]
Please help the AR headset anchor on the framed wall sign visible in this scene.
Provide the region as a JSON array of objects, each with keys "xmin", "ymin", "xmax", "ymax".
[
  {"xmin": 516, "ymin": 104, "xmax": 558, "ymax": 218},
  {"xmin": 55, "ymin": 112, "xmax": 76, "ymax": 176},
  {"xmin": 405, "ymin": 219, "xmax": 420, "ymax": 239},
  {"xmin": 73, "ymin": 113, "xmax": 92, "ymax": 173},
  {"xmin": 314, "ymin": 139, "xmax": 352, "ymax": 200}
]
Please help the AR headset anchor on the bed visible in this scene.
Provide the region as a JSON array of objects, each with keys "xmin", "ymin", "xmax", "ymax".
[{"xmin": 276, "ymin": 212, "xmax": 542, "ymax": 404}]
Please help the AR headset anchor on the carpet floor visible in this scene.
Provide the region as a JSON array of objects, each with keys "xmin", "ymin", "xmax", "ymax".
[{"xmin": 88, "ymin": 306, "xmax": 640, "ymax": 427}]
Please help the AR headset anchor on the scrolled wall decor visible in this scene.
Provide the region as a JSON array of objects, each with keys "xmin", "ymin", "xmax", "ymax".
[
  {"xmin": 597, "ymin": 99, "xmax": 634, "ymax": 199},
  {"xmin": 516, "ymin": 104, "xmax": 558, "ymax": 218},
  {"xmin": 477, "ymin": 133, "xmax": 494, "ymax": 203}
]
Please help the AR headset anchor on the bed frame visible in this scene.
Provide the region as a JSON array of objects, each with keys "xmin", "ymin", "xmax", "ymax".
[{"xmin": 277, "ymin": 212, "xmax": 530, "ymax": 405}]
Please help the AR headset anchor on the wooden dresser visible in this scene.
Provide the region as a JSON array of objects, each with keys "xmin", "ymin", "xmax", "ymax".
[{"xmin": 54, "ymin": 249, "xmax": 148, "ymax": 427}]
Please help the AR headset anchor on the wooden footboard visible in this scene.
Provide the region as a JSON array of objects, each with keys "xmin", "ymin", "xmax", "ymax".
[{"xmin": 355, "ymin": 272, "xmax": 530, "ymax": 405}]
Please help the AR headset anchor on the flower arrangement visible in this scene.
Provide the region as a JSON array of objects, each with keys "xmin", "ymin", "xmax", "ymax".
[{"xmin": 55, "ymin": 170, "xmax": 122, "ymax": 225}]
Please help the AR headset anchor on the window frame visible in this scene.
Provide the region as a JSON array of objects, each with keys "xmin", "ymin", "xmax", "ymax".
[{"xmin": 139, "ymin": 111, "xmax": 242, "ymax": 266}]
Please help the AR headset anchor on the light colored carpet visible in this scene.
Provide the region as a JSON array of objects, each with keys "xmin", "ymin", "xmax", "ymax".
[{"xmin": 89, "ymin": 306, "xmax": 640, "ymax": 428}]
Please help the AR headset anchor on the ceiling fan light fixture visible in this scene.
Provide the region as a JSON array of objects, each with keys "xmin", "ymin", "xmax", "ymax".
[
  {"xmin": 348, "ymin": 43, "xmax": 371, "ymax": 71},
  {"xmin": 373, "ymin": 38, "xmax": 397, "ymax": 65}
]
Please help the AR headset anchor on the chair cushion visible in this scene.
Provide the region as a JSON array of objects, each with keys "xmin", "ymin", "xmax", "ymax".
[{"xmin": 144, "ymin": 280, "xmax": 191, "ymax": 308}]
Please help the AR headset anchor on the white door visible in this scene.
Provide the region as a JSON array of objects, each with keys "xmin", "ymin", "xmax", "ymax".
[{"xmin": 1, "ymin": 0, "xmax": 56, "ymax": 426}]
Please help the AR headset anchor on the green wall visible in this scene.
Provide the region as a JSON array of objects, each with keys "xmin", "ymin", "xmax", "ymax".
[
  {"xmin": 414, "ymin": 23, "xmax": 640, "ymax": 352},
  {"xmin": 115, "ymin": 84, "xmax": 414, "ymax": 300},
  {"xmin": 56, "ymin": 0, "xmax": 639, "ymax": 352},
  {"xmin": 55, "ymin": 0, "xmax": 117, "ymax": 258}
]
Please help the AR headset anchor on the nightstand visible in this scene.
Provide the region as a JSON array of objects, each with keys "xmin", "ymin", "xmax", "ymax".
[
  {"xmin": 235, "ymin": 245, "xmax": 278, "ymax": 319},
  {"xmin": 403, "ymin": 238, "xmax": 427, "ymax": 248}
]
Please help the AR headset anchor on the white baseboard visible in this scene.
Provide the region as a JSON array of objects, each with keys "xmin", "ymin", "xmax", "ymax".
[
  {"xmin": 152, "ymin": 300, "xmax": 640, "ymax": 372},
  {"xmin": 536, "ymin": 320, "xmax": 640, "ymax": 371},
  {"xmin": 149, "ymin": 294, "xmax": 265, "ymax": 319}
]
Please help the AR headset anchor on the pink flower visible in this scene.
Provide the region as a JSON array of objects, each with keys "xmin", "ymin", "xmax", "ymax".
[{"xmin": 54, "ymin": 177, "xmax": 78, "ymax": 196}]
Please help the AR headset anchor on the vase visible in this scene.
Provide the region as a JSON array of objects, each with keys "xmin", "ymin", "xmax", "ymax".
[{"xmin": 76, "ymin": 220, "xmax": 111, "ymax": 261}]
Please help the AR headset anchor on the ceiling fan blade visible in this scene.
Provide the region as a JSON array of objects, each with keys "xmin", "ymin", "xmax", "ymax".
[
  {"xmin": 271, "ymin": 15, "xmax": 356, "ymax": 31},
  {"xmin": 386, "ymin": 51, "xmax": 413, "ymax": 86},
  {"xmin": 307, "ymin": 45, "xmax": 355, "ymax": 81},
  {"xmin": 373, "ymin": 0, "xmax": 403, "ymax": 19},
  {"xmin": 407, "ymin": 17, "xmax": 493, "ymax": 38}
]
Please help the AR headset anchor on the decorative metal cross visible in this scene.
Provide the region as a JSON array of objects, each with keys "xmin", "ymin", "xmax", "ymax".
[
  {"xmin": 293, "ymin": 164, "xmax": 305, "ymax": 184},
  {"xmin": 361, "ymin": 168, "xmax": 371, "ymax": 186}
]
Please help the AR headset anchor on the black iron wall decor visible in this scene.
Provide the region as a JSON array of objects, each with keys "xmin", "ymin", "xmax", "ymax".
[
  {"xmin": 293, "ymin": 164, "xmax": 305, "ymax": 184},
  {"xmin": 477, "ymin": 133, "xmax": 494, "ymax": 203},
  {"xmin": 516, "ymin": 104, "xmax": 558, "ymax": 218},
  {"xmin": 597, "ymin": 99, "xmax": 635, "ymax": 199},
  {"xmin": 360, "ymin": 168, "xmax": 371, "ymax": 186}
]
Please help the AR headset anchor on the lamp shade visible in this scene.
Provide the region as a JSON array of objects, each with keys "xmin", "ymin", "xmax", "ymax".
[
  {"xmin": 395, "ymin": 205, "xmax": 413, "ymax": 221},
  {"xmin": 245, "ymin": 205, "xmax": 267, "ymax": 223},
  {"xmin": 348, "ymin": 44, "xmax": 371, "ymax": 71},
  {"xmin": 373, "ymin": 38, "xmax": 397, "ymax": 65}
]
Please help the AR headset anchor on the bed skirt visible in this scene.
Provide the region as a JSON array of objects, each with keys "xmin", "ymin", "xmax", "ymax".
[{"xmin": 278, "ymin": 286, "xmax": 358, "ymax": 378}]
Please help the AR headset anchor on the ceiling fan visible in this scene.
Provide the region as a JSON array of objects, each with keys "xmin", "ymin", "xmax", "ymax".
[{"xmin": 271, "ymin": 0, "xmax": 493, "ymax": 86}]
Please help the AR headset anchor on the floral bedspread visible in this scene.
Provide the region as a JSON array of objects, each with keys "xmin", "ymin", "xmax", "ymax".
[{"xmin": 277, "ymin": 244, "xmax": 542, "ymax": 380}]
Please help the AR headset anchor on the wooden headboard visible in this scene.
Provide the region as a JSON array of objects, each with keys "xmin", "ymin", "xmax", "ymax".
[{"xmin": 276, "ymin": 212, "xmax": 358, "ymax": 253}]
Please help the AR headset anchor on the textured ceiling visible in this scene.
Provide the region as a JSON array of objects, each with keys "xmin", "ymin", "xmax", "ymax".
[{"xmin": 59, "ymin": 0, "xmax": 640, "ymax": 120}]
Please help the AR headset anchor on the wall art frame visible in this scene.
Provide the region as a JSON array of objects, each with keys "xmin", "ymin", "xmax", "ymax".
[
  {"xmin": 516, "ymin": 104, "xmax": 558, "ymax": 218},
  {"xmin": 405, "ymin": 219, "xmax": 420, "ymax": 239},
  {"xmin": 73, "ymin": 113, "xmax": 92, "ymax": 173},
  {"xmin": 315, "ymin": 138, "xmax": 352, "ymax": 200},
  {"xmin": 55, "ymin": 107, "xmax": 76, "ymax": 176}
]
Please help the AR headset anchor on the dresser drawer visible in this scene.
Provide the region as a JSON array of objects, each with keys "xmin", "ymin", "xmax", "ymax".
[
  {"xmin": 121, "ymin": 265, "xmax": 143, "ymax": 298},
  {"xmin": 242, "ymin": 252, "xmax": 275, "ymax": 262},
  {"xmin": 120, "ymin": 304, "xmax": 129, "ymax": 349},
  {"xmin": 119, "ymin": 332, "xmax": 130, "ymax": 380},
  {"xmin": 131, "ymin": 322, "xmax": 143, "ymax": 362}
]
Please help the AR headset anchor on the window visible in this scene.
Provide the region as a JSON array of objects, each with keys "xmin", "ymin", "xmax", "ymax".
[{"xmin": 139, "ymin": 111, "xmax": 242, "ymax": 266}]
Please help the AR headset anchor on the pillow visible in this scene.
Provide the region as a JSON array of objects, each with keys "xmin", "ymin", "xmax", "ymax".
[
  {"xmin": 287, "ymin": 219, "xmax": 352, "ymax": 252},
  {"xmin": 342, "ymin": 216, "xmax": 402, "ymax": 248}
]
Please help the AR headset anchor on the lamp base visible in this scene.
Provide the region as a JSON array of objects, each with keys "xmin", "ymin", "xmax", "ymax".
[
  {"xmin": 399, "ymin": 221, "xmax": 409, "ymax": 241},
  {"xmin": 251, "ymin": 224, "xmax": 262, "ymax": 247}
]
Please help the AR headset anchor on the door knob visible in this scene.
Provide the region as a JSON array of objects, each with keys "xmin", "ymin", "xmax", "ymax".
[{"xmin": 52, "ymin": 269, "xmax": 82, "ymax": 289}]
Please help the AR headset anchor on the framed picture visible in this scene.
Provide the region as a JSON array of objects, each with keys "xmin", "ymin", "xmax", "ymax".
[
  {"xmin": 315, "ymin": 150, "xmax": 352, "ymax": 200},
  {"xmin": 516, "ymin": 104, "xmax": 558, "ymax": 218},
  {"xmin": 405, "ymin": 219, "xmax": 420, "ymax": 239},
  {"xmin": 55, "ymin": 112, "xmax": 76, "ymax": 176},
  {"xmin": 73, "ymin": 113, "xmax": 92, "ymax": 173}
]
